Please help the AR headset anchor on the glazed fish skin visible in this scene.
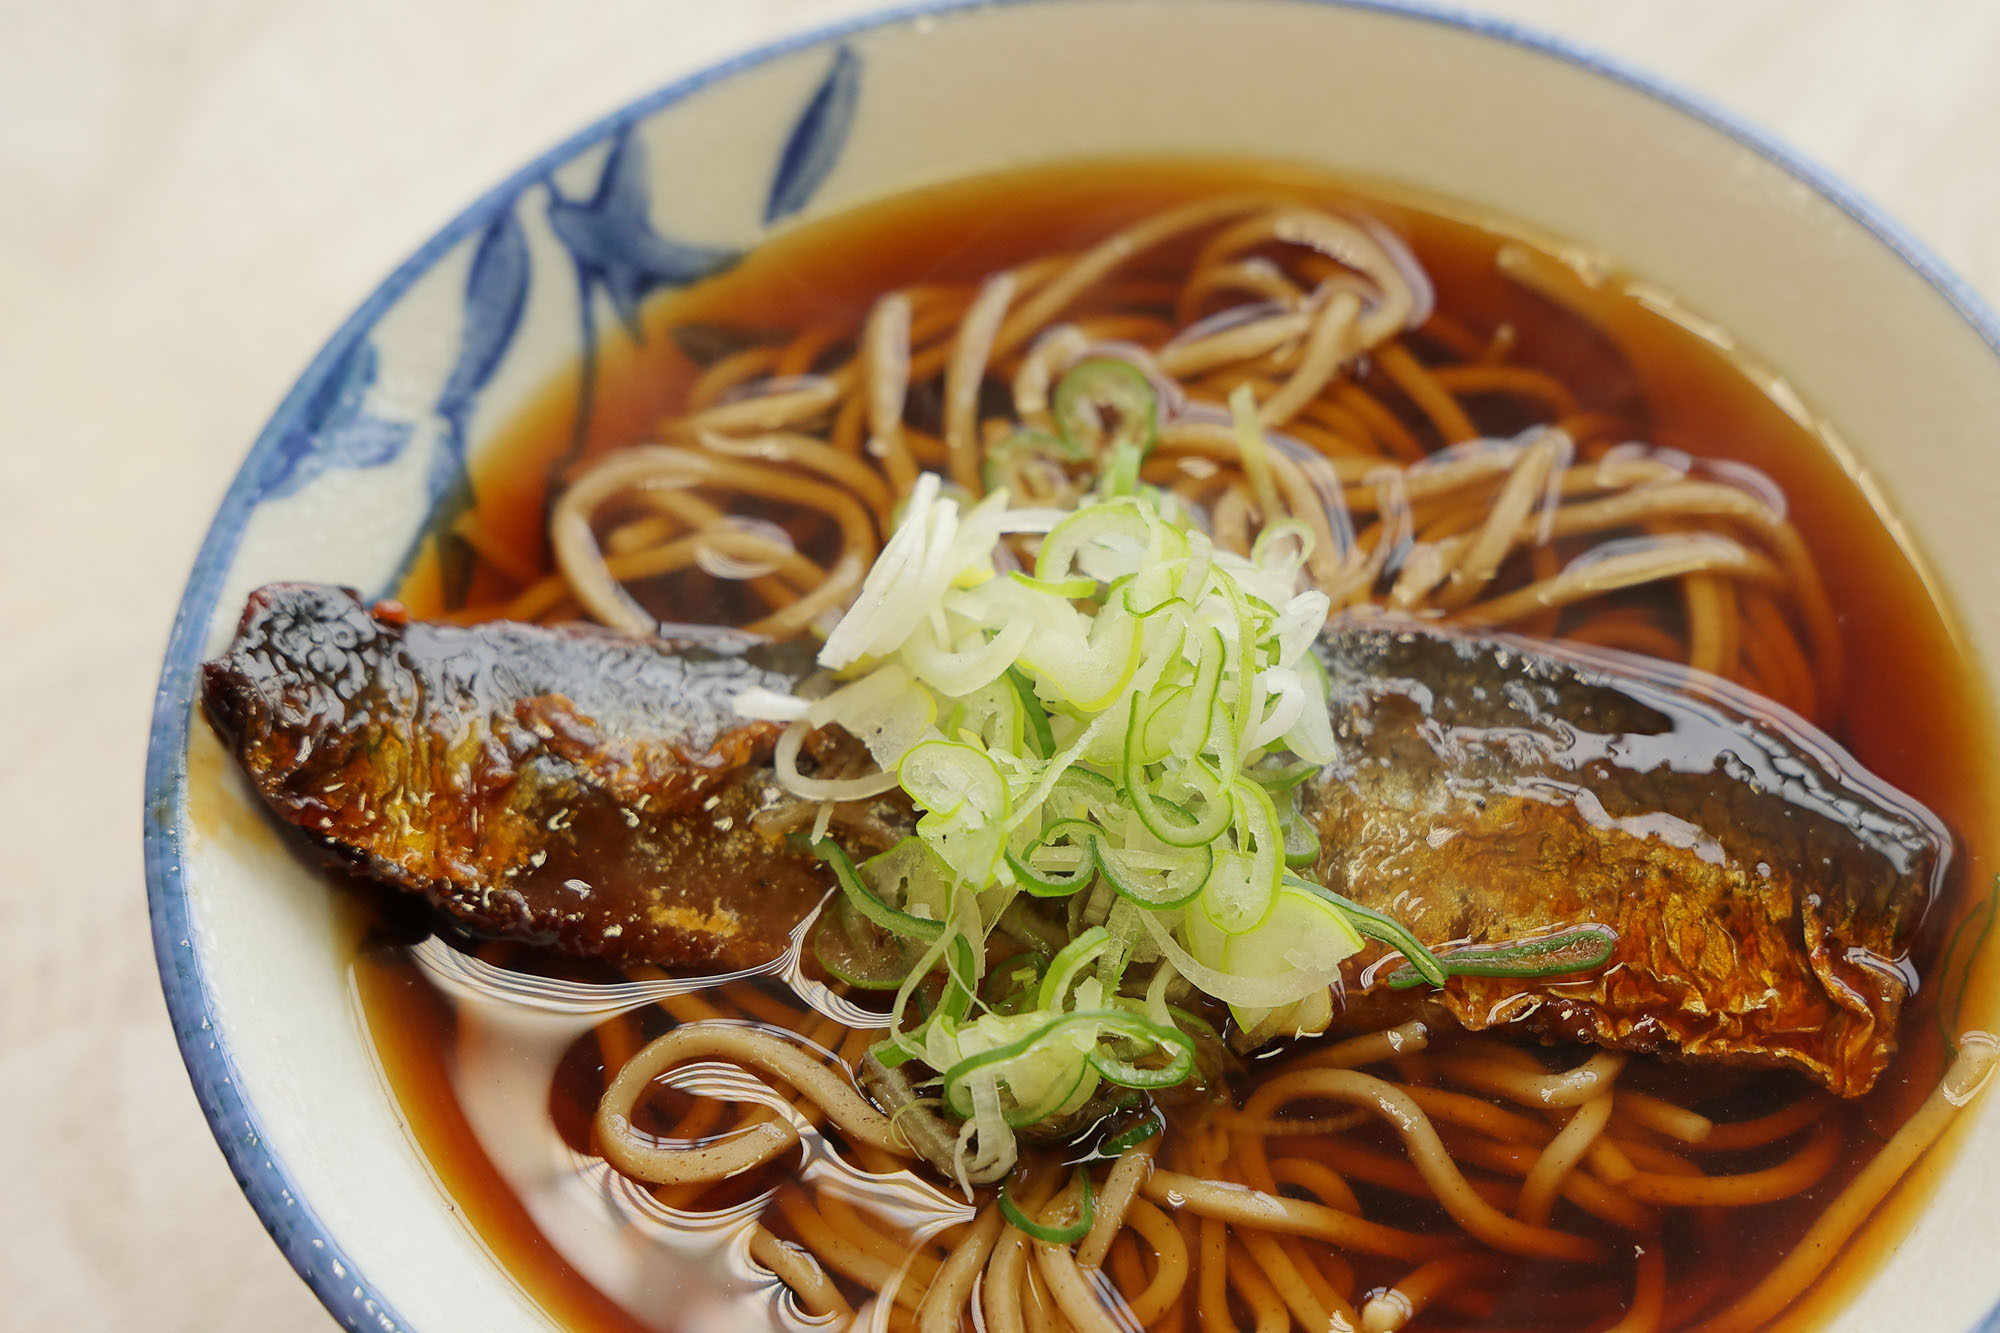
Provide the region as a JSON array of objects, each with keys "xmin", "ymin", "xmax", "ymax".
[
  {"xmin": 1305, "ymin": 621, "xmax": 1949, "ymax": 1098},
  {"xmin": 202, "ymin": 583, "xmax": 836, "ymax": 971}
]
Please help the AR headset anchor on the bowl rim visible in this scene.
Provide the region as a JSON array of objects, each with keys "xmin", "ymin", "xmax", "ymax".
[{"xmin": 142, "ymin": 1, "xmax": 2000, "ymax": 1329}]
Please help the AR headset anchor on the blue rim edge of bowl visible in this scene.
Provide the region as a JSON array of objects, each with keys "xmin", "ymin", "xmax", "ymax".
[{"xmin": 141, "ymin": 1, "xmax": 2000, "ymax": 1330}]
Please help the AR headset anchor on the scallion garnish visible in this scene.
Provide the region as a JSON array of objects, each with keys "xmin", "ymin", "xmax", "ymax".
[
  {"xmin": 999, "ymin": 1167, "xmax": 1096, "ymax": 1244},
  {"xmin": 1095, "ymin": 1110, "xmax": 1166, "ymax": 1158},
  {"xmin": 1053, "ymin": 358, "xmax": 1158, "ymax": 498},
  {"xmin": 1382, "ymin": 924, "xmax": 1619, "ymax": 990},
  {"xmin": 809, "ymin": 895, "xmax": 926, "ymax": 989},
  {"xmin": 1305, "ymin": 884, "xmax": 1450, "ymax": 988},
  {"xmin": 744, "ymin": 367, "xmax": 1605, "ymax": 1168},
  {"xmin": 808, "ymin": 837, "xmax": 946, "ymax": 943}
]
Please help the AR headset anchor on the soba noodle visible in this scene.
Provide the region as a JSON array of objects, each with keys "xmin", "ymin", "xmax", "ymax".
[
  {"xmin": 455, "ymin": 196, "xmax": 1841, "ymax": 731},
  {"xmin": 417, "ymin": 193, "xmax": 1991, "ymax": 1331}
]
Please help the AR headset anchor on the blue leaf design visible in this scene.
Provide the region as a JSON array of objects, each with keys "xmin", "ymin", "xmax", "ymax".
[
  {"xmin": 436, "ymin": 206, "xmax": 530, "ymax": 423},
  {"xmin": 765, "ymin": 45, "xmax": 861, "ymax": 225},
  {"xmin": 547, "ymin": 126, "xmax": 737, "ymax": 340},
  {"xmin": 255, "ymin": 339, "xmax": 413, "ymax": 501},
  {"xmin": 405, "ymin": 206, "xmax": 534, "ymax": 603},
  {"xmin": 426, "ymin": 418, "xmax": 469, "ymax": 509}
]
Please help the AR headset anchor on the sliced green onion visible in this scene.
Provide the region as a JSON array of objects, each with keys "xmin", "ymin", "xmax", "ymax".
[
  {"xmin": 1177, "ymin": 628, "xmax": 1228, "ymax": 760},
  {"xmin": 1247, "ymin": 758, "xmax": 1321, "ymax": 792},
  {"xmin": 810, "ymin": 896, "xmax": 926, "ymax": 989},
  {"xmin": 1006, "ymin": 666, "xmax": 1057, "ymax": 759},
  {"xmin": 999, "ymin": 1168, "xmax": 1095, "ymax": 1244},
  {"xmin": 1228, "ymin": 382, "xmax": 1284, "ymax": 529},
  {"xmin": 901, "ymin": 738, "xmax": 1008, "ymax": 818},
  {"xmin": 1006, "ymin": 819, "xmax": 1103, "ymax": 897},
  {"xmin": 1096, "ymin": 1110, "xmax": 1165, "ymax": 1157},
  {"xmin": 1087, "ymin": 1024, "xmax": 1199, "ymax": 1090},
  {"xmin": 1300, "ymin": 881, "xmax": 1448, "ymax": 987},
  {"xmin": 983, "ymin": 427, "xmax": 1089, "ymax": 496},
  {"xmin": 1166, "ymin": 1004, "xmax": 1224, "ymax": 1048},
  {"xmin": 1251, "ymin": 518, "xmax": 1315, "ymax": 576},
  {"xmin": 1124, "ymin": 695, "xmax": 1232, "ymax": 848},
  {"xmin": 1019, "ymin": 602, "xmax": 1147, "ymax": 713},
  {"xmin": 945, "ymin": 677, "xmax": 1025, "ymax": 757},
  {"xmin": 1034, "ymin": 502, "xmax": 1157, "ymax": 585},
  {"xmin": 870, "ymin": 1035, "xmax": 920, "ymax": 1069},
  {"xmin": 1007, "ymin": 1056, "xmax": 1100, "ymax": 1130},
  {"xmin": 1197, "ymin": 780, "xmax": 1285, "ymax": 932},
  {"xmin": 985, "ymin": 952, "xmax": 1049, "ymax": 1016},
  {"xmin": 1383, "ymin": 924, "xmax": 1619, "ymax": 990},
  {"xmin": 1282, "ymin": 811, "xmax": 1320, "ymax": 869},
  {"xmin": 940, "ymin": 1010, "xmax": 1195, "ymax": 1120},
  {"xmin": 1010, "ymin": 570, "xmax": 1099, "ymax": 600},
  {"xmin": 1046, "ymin": 767, "xmax": 1121, "ymax": 823},
  {"xmin": 937, "ymin": 934, "xmax": 981, "ymax": 1024},
  {"xmin": 1097, "ymin": 836, "xmax": 1213, "ymax": 910},
  {"xmin": 1217, "ymin": 882, "xmax": 1365, "ymax": 1021},
  {"xmin": 1054, "ymin": 359, "xmax": 1158, "ymax": 498},
  {"xmin": 901, "ymin": 739, "xmax": 1011, "ymax": 882},
  {"xmin": 768, "ymin": 460, "xmax": 1375, "ymax": 1147},
  {"xmin": 867, "ymin": 836, "xmax": 953, "ymax": 921},
  {"xmin": 809, "ymin": 838, "xmax": 946, "ymax": 942},
  {"xmin": 1038, "ymin": 926, "xmax": 1112, "ymax": 1012}
]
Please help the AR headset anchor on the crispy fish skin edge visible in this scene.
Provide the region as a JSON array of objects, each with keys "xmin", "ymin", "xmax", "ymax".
[
  {"xmin": 200, "ymin": 583, "xmax": 838, "ymax": 972},
  {"xmin": 1308, "ymin": 618, "xmax": 1951, "ymax": 1098}
]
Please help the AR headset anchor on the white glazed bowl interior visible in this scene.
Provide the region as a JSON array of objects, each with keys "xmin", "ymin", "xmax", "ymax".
[{"xmin": 147, "ymin": 3, "xmax": 2000, "ymax": 1330}]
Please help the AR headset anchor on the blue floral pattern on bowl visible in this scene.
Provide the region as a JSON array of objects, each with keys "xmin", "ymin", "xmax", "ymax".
[{"xmin": 242, "ymin": 42, "xmax": 861, "ymax": 538}]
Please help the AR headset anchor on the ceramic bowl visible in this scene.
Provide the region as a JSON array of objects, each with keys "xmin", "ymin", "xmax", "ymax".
[{"xmin": 146, "ymin": 2, "xmax": 2000, "ymax": 1329}]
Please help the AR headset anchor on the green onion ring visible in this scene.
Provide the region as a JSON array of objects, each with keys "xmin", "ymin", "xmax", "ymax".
[
  {"xmin": 808, "ymin": 837, "xmax": 947, "ymax": 942},
  {"xmin": 999, "ymin": 1167, "xmax": 1096, "ymax": 1245},
  {"xmin": 1383, "ymin": 923, "xmax": 1618, "ymax": 990}
]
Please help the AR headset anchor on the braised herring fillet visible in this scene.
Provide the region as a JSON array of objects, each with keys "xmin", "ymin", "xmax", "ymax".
[
  {"xmin": 201, "ymin": 583, "xmax": 854, "ymax": 971},
  {"xmin": 1306, "ymin": 621, "xmax": 1950, "ymax": 1098},
  {"xmin": 203, "ymin": 587, "xmax": 1949, "ymax": 1094}
]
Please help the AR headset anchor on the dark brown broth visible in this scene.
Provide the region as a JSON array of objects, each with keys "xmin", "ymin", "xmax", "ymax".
[{"xmin": 355, "ymin": 158, "xmax": 2000, "ymax": 1331}]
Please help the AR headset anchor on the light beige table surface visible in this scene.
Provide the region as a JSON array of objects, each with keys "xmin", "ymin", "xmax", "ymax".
[{"xmin": 3, "ymin": 1, "xmax": 1996, "ymax": 1329}]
